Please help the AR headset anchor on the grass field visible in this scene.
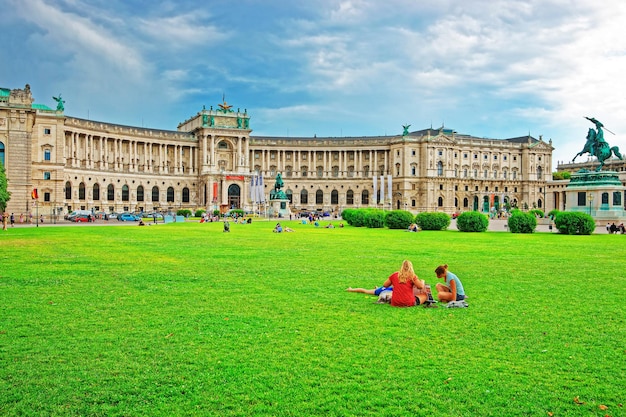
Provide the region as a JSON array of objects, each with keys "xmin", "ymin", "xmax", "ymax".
[{"xmin": 1, "ymin": 220, "xmax": 625, "ymax": 416}]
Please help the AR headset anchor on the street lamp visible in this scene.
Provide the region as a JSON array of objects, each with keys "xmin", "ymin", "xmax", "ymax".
[{"xmin": 588, "ymin": 193, "xmax": 594, "ymax": 216}]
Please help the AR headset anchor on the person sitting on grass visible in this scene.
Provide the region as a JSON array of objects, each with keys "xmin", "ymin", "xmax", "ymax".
[
  {"xmin": 434, "ymin": 264, "xmax": 466, "ymax": 303},
  {"xmin": 273, "ymin": 223, "xmax": 283, "ymax": 233},
  {"xmin": 381, "ymin": 260, "xmax": 428, "ymax": 307}
]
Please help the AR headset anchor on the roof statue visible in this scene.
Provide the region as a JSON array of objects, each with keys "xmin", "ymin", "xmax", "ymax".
[
  {"xmin": 217, "ymin": 94, "xmax": 233, "ymax": 113},
  {"xmin": 573, "ymin": 117, "xmax": 623, "ymax": 171},
  {"xmin": 402, "ymin": 124, "xmax": 411, "ymax": 136},
  {"xmin": 52, "ymin": 94, "xmax": 65, "ymax": 111}
]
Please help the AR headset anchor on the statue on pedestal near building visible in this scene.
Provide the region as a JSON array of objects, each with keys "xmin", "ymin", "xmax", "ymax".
[{"xmin": 573, "ymin": 117, "xmax": 622, "ymax": 171}]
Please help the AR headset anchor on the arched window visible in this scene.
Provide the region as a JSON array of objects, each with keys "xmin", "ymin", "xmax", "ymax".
[
  {"xmin": 107, "ymin": 184, "xmax": 115, "ymax": 201},
  {"xmin": 301, "ymin": 165, "xmax": 308, "ymax": 177},
  {"xmin": 152, "ymin": 186, "xmax": 159, "ymax": 202},
  {"xmin": 362, "ymin": 190, "xmax": 369, "ymax": 205},
  {"xmin": 331, "ymin": 190, "xmax": 339, "ymax": 204},
  {"xmin": 137, "ymin": 186, "xmax": 144, "ymax": 202},
  {"xmin": 285, "ymin": 189, "xmax": 293, "ymax": 204},
  {"xmin": 122, "ymin": 185, "xmax": 129, "ymax": 202},
  {"xmin": 93, "ymin": 183, "xmax": 100, "ymax": 201},
  {"xmin": 79, "ymin": 182, "xmax": 86, "ymax": 200},
  {"xmin": 317, "ymin": 166, "xmax": 323, "ymax": 178},
  {"xmin": 438, "ymin": 196, "xmax": 443, "ymax": 207},
  {"xmin": 538, "ymin": 199, "xmax": 543, "ymax": 209},
  {"xmin": 316, "ymin": 190, "xmax": 323, "ymax": 204},
  {"xmin": 437, "ymin": 161, "xmax": 443, "ymax": 176},
  {"xmin": 411, "ymin": 166, "xmax": 416, "ymax": 176},
  {"xmin": 0, "ymin": 141, "xmax": 5, "ymax": 166},
  {"xmin": 167, "ymin": 187, "xmax": 175, "ymax": 202},
  {"xmin": 332, "ymin": 166, "xmax": 339, "ymax": 177},
  {"xmin": 463, "ymin": 197, "xmax": 469, "ymax": 208},
  {"xmin": 65, "ymin": 181, "xmax": 72, "ymax": 200},
  {"xmin": 182, "ymin": 187, "xmax": 190, "ymax": 203},
  {"xmin": 537, "ymin": 166, "xmax": 543, "ymax": 180},
  {"xmin": 218, "ymin": 141, "xmax": 229, "ymax": 149},
  {"xmin": 300, "ymin": 189, "xmax": 308, "ymax": 204},
  {"xmin": 346, "ymin": 190, "xmax": 354, "ymax": 205}
]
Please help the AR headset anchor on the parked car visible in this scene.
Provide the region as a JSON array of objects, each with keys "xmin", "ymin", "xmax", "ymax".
[
  {"xmin": 118, "ymin": 213, "xmax": 139, "ymax": 221},
  {"xmin": 108, "ymin": 213, "xmax": 119, "ymax": 219},
  {"xmin": 71, "ymin": 214, "xmax": 91, "ymax": 222}
]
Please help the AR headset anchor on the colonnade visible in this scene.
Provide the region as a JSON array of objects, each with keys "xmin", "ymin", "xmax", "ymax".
[
  {"xmin": 251, "ymin": 148, "xmax": 390, "ymax": 177},
  {"xmin": 65, "ymin": 130, "xmax": 198, "ymax": 175}
]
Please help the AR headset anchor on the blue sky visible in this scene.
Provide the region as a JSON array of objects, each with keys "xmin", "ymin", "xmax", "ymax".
[{"xmin": 3, "ymin": 0, "xmax": 626, "ymax": 169}]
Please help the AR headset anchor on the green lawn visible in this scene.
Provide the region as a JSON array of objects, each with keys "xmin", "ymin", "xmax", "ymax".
[{"xmin": 1, "ymin": 221, "xmax": 624, "ymax": 416}]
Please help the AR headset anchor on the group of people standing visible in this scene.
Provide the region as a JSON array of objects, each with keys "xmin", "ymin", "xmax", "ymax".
[{"xmin": 347, "ymin": 261, "xmax": 466, "ymax": 308}]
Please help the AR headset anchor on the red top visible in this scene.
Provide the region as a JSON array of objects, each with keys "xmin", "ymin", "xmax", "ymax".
[{"xmin": 388, "ymin": 272, "xmax": 416, "ymax": 307}]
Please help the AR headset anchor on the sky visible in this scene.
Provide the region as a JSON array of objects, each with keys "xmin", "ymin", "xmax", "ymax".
[{"xmin": 2, "ymin": 0, "xmax": 626, "ymax": 170}]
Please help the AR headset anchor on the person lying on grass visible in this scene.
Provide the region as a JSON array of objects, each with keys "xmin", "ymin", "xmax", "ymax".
[
  {"xmin": 434, "ymin": 264, "xmax": 467, "ymax": 303},
  {"xmin": 346, "ymin": 286, "xmax": 392, "ymax": 296}
]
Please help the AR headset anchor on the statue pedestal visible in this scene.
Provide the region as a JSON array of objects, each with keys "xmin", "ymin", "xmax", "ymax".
[
  {"xmin": 268, "ymin": 199, "xmax": 291, "ymax": 218},
  {"xmin": 565, "ymin": 170, "xmax": 626, "ymax": 221}
]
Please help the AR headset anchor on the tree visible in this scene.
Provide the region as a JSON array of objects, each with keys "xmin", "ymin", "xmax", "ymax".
[{"xmin": 0, "ymin": 162, "xmax": 10, "ymax": 212}]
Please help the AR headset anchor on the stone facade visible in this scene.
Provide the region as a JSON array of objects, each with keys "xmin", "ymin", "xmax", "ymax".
[{"xmin": 1, "ymin": 84, "xmax": 553, "ymax": 218}]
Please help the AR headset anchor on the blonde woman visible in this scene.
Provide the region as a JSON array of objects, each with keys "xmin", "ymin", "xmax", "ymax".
[{"xmin": 381, "ymin": 260, "xmax": 427, "ymax": 307}]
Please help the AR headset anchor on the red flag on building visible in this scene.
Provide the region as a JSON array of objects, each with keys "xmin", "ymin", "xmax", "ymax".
[{"xmin": 31, "ymin": 188, "xmax": 39, "ymax": 199}]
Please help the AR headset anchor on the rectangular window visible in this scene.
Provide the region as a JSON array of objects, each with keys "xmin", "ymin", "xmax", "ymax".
[
  {"xmin": 44, "ymin": 192, "xmax": 51, "ymax": 202},
  {"xmin": 44, "ymin": 128, "xmax": 51, "ymax": 135},
  {"xmin": 578, "ymin": 192, "xmax": 586, "ymax": 206},
  {"xmin": 412, "ymin": 150, "xmax": 416, "ymax": 156},
  {"xmin": 44, "ymin": 171, "xmax": 51, "ymax": 180}
]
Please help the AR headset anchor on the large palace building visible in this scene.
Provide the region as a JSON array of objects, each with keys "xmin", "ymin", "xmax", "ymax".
[{"xmin": 1, "ymin": 84, "xmax": 553, "ymax": 218}]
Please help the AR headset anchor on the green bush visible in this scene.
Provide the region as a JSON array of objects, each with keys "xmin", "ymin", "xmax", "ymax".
[
  {"xmin": 415, "ymin": 212, "xmax": 451, "ymax": 231},
  {"xmin": 364, "ymin": 209, "xmax": 385, "ymax": 228},
  {"xmin": 213, "ymin": 210, "xmax": 220, "ymax": 216},
  {"xmin": 176, "ymin": 209, "xmax": 192, "ymax": 217},
  {"xmin": 384, "ymin": 210, "xmax": 415, "ymax": 229},
  {"xmin": 529, "ymin": 209, "xmax": 544, "ymax": 218},
  {"xmin": 194, "ymin": 209, "xmax": 206, "ymax": 217},
  {"xmin": 554, "ymin": 212, "xmax": 595, "ymax": 235},
  {"xmin": 507, "ymin": 211, "xmax": 537, "ymax": 233},
  {"xmin": 341, "ymin": 209, "xmax": 356, "ymax": 225},
  {"xmin": 456, "ymin": 211, "xmax": 489, "ymax": 232},
  {"xmin": 343, "ymin": 209, "xmax": 367, "ymax": 227}
]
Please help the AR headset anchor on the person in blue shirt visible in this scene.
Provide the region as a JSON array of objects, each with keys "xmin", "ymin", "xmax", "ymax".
[{"xmin": 434, "ymin": 264, "xmax": 466, "ymax": 302}]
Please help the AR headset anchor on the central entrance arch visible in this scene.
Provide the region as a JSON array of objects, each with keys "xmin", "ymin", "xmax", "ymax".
[{"xmin": 228, "ymin": 184, "xmax": 241, "ymax": 209}]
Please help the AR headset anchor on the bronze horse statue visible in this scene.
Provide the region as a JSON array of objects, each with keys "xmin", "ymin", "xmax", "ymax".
[{"xmin": 573, "ymin": 128, "xmax": 623, "ymax": 171}]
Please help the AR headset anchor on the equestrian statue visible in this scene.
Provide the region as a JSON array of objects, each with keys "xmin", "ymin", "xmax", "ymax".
[{"xmin": 573, "ymin": 117, "xmax": 623, "ymax": 171}]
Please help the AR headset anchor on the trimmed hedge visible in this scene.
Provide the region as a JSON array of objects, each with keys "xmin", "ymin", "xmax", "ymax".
[
  {"xmin": 384, "ymin": 210, "xmax": 415, "ymax": 229},
  {"xmin": 554, "ymin": 212, "xmax": 595, "ymax": 235},
  {"xmin": 415, "ymin": 212, "xmax": 451, "ymax": 231},
  {"xmin": 456, "ymin": 211, "xmax": 489, "ymax": 232},
  {"xmin": 194, "ymin": 209, "xmax": 206, "ymax": 217},
  {"xmin": 176, "ymin": 209, "xmax": 192, "ymax": 217},
  {"xmin": 529, "ymin": 209, "xmax": 544, "ymax": 218},
  {"xmin": 365, "ymin": 209, "xmax": 385, "ymax": 228},
  {"xmin": 507, "ymin": 211, "xmax": 537, "ymax": 233}
]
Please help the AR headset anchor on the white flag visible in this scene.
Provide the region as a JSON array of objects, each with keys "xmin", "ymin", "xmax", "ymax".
[
  {"xmin": 379, "ymin": 175, "xmax": 384, "ymax": 204},
  {"xmin": 258, "ymin": 176, "xmax": 265, "ymax": 203},
  {"xmin": 387, "ymin": 175, "xmax": 392, "ymax": 202}
]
